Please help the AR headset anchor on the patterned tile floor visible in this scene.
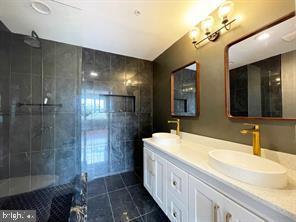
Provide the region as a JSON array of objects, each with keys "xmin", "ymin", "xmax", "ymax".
[{"xmin": 87, "ymin": 171, "xmax": 170, "ymax": 222}]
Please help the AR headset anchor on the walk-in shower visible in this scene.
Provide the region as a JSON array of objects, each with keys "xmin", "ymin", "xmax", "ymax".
[{"xmin": 0, "ymin": 29, "xmax": 84, "ymax": 221}]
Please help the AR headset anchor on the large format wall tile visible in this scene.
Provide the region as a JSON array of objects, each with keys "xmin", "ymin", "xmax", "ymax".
[
  {"xmin": 31, "ymin": 114, "xmax": 55, "ymax": 151},
  {"xmin": 94, "ymin": 50, "xmax": 111, "ymax": 81},
  {"xmin": 110, "ymin": 53, "xmax": 125, "ymax": 81},
  {"xmin": 32, "ymin": 47, "xmax": 42, "ymax": 75},
  {"xmin": 81, "ymin": 47, "xmax": 153, "ymax": 180},
  {"xmin": 11, "ymin": 34, "xmax": 31, "ymax": 74},
  {"xmin": 110, "ymin": 141, "xmax": 125, "ymax": 173},
  {"xmin": 10, "ymin": 152, "xmax": 30, "ymax": 177},
  {"xmin": 55, "ymin": 113, "xmax": 76, "ymax": 149},
  {"xmin": 0, "ymin": 154, "xmax": 9, "ymax": 180},
  {"xmin": 54, "ymin": 147, "xmax": 76, "ymax": 185},
  {"xmin": 42, "ymin": 40, "xmax": 55, "ymax": 77},
  {"xmin": 9, "ymin": 114, "xmax": 31, "ymax": 154},
  {"xmin": 56, "ymin": 77, "xmax": 76, "ymax": 112},
  {"xmin": 56, "ymin": 43, "xmax": 78, "ymax": 78},
  {"xmin": 0, "ymin": 31, "xmax": 10, "ymax": 75},
  {"xmin": 0, "ymin": 77, "xmax": 9, "ymax": 113},
  {"xmin": 31, "ymin": 150, "xmax": 54, "ymax": 189},
  {"xmin": 10, "ymin": 73, "xmax": 32, "ymax": 113},
  {"xmin": 125, "ymin": 113, "xmax": 139, "ymax": 141}
]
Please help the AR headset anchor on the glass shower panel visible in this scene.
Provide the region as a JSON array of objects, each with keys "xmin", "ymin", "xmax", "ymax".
[{"xmin": 0, "ymin": 31, "xmax": 81, "ymax": 198}]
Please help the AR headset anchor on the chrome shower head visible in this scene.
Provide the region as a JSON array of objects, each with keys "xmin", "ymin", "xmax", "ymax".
[{"xmin": 24, "ymin": 31, "xmax": 41, "ymax": 48}]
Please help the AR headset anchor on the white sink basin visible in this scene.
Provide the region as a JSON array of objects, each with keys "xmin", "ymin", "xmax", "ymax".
[
  {"xmin": 208, "ymin": 149, "xmax": 288, "ymax": 189},
  {"xmin": 152, "ymin": 133, "xmax": 180, "ymax": 145}
]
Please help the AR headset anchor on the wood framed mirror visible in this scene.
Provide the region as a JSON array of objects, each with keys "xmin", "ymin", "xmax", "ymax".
[
  {"xmin": 225, "ymin": 12, "xmax": 296, "ymax": 121},
  {"xmin": 171, "ymin": 61, "xmax": 200, "ymax": 117}
]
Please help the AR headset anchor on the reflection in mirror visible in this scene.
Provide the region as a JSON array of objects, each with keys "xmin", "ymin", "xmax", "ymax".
[
  {"xmin": 227, "ymin": 14, "xmax": 296, "ymax": 119},
  {"xmin": 171, "ymin": 62, "xmax": 199, "ymax": 117}
]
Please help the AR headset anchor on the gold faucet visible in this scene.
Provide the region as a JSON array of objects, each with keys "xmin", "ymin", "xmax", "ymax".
[
  {"xmin": 240, "ymin": 123, "xmax": 261, "ymax": 156},
  {"xmin": 168, "ymin": 118, "xmax": 180, "ymax": 136}
]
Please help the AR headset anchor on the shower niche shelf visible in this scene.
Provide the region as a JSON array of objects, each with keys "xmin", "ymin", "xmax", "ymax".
[
  {"xmin": 99, "ymin": 94, "xmax": 135, "ymax": 113},
  {"xmin": 16, "ymin": 103, "xmax": 63, "ymax": 108}
]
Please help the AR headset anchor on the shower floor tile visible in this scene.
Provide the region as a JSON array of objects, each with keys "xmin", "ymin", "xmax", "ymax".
[
  {"xmin": 87, "ymin": 171, "xmax": 169, "ymax": 222},
  {"xmin": 104, "ymin": 174, "xmax": 125, "ymax": 192},
  {"xmin": 88, "ymin": 177, "xmax": 107, "ymax": 198}
]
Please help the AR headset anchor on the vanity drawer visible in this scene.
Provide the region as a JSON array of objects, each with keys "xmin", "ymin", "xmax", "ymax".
[
  {"xmin": 167, "ymin": 161, "xmax": 188, "ymax": 204},
  {"xmin": 167, "ymin": 190, "xmax": 188, "ymax": 222}
]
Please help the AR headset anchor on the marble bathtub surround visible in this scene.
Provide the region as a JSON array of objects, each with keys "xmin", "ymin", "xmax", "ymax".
[{"xmin": 144, "ymin": 131, "xmax": 296, "ymax": 221}]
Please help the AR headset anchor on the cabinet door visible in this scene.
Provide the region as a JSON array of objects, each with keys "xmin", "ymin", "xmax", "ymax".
[
  {"xmin": 189, "ymin": 176, "xmax": 222, "ymax": 222},
  {"xmin": 189, "ymin": 175, "xmax": 264, "ymax": 222},
  {"xmin": 154, "ymin": 153, "xmax": 167, "ymax": 213},
  {"xmin": 167, "ymin": 190, "xmax": 188, "ymax": 222},
  {"xmin": 144, "ymin": 147, "xmax": 155, "ymax": 195},
  {"xmin": 167, "ymin": 161, "xmax": 188, "ymax": 204},
  {"xmin": 223, "ymin": 197, "xmax": 265, "ymax": 222}
]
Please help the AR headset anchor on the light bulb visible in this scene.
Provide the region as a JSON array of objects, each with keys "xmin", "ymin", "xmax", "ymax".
[
  {"xmin": 189, "ymin": 27, "xmax": 200, "ymax": 44},
  {"xmin": 201, "ymin": 16, "xmax": 214, "ymax": 35},
  {"xmin": 218, "ymin": 1, "xmax": 234, "ymax": 24}
]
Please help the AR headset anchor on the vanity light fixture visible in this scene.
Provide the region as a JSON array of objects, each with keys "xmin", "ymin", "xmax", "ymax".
[
  {"xmin": 188, "ymin": 27, "xmax": 200, "ymax": 44},
  {"xmin": 218, "ymin": 0, "xmax": 234, "ymax": 25},
  {"xmin": 189, "ymin": 0, "xmax": 236, "ymax": 48}
]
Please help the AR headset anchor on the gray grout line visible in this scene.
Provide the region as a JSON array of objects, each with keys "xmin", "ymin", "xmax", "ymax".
[
  {"xmin": 88, "ymin": 172, "xmax": 152, "ymax": 222},
  {"xmin": 129, "ymin": 215, "xmax": 144, "ymax": 222},
  {"xmin": 122, "ymin": 174, "xmax": 143, "ymax": 221},
  {"xmin": 140, "ymin": 208, "xmax": 158, "ymax": 217},
  {"xmin": 120, "ymin": 173, "xmax": 127, "ymax": 187},
  {"xmin": 87, "ymin": 192, "xmax": 107, "ymax": 200},
  {"xmin": 107, "ymin": 186, "xmax": 126, "ymax": 194},
  {"xmin": 104, "ymin": 177, "xmax": 116, "ymax": 222}
]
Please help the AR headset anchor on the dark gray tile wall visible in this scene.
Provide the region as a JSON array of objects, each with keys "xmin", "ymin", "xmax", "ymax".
[
  {"xmin": 0, "ymin": 21, "xmax": 10, "ymax": 32},
  {"xmin": 0, "ymin": 30, "xmax": 153, "ymax": 197},
  {"xmin": 0, "ymin": 31, "xmax": 81, "ymax": 197},
  {"xmin": 81, "ymin": 48, "xmax": 153, "ymax": 181}
]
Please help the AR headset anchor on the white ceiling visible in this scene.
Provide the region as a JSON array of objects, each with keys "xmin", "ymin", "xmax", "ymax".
[
  {"xmin": 0, "ymin": 0, "xmax": 224, "ymax": 61},
  {"xmin": 229, "ymin": 16, "xmax": 296, "ymax": 69}
]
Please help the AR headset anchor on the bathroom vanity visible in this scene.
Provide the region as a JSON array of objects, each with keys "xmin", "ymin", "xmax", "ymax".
[{"xmin": 143, "ymin": 132, "xmax": 296, "ymax": 222}]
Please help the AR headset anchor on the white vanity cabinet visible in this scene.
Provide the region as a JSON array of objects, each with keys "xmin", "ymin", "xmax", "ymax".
[
  {"xmin": 144, "ymin": 146, "xmax": 266, "ymax": 222},
  {"xmin": 144, "ymin": 147, "xmax": 167, "ymax": 212},
  {"xmin": 189, "ymin": 175, "xmax": 264, "ymax": 222},
  {"xmin": 144, "ymin": 147, "xmax": 154, "ymax": 195}
]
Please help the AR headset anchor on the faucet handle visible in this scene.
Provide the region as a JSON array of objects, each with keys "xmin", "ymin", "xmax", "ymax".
[
  {"xmin": 168, "ymin": 118, "xmax": 180, "ymax": 123},
  {"xmin": 243, "ymin": 123, "xmax": 259, "ymax": 130}
]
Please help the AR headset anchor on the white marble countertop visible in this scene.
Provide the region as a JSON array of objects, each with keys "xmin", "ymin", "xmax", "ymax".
[{"xmin": 143, "ymin": 133, "xmax": 296, "ymax": 221}]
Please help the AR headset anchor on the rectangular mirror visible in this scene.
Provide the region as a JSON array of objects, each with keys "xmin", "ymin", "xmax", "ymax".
[
  {"xmin": 171, "ymin": 61, "xmax": 200, "ymax": 117},
  {"xmin": 225, "ymin": 12, "xmax": 296, "ymax": 120}
]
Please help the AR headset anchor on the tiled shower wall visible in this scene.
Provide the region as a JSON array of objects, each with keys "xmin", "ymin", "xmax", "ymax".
[
  {"xmin": 81, "ymin": 48, "xmax": 153, "ymax": 180},
  {"xmin": 0, "ymin": 31, "xmax": 81, "ymax": 197}
]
